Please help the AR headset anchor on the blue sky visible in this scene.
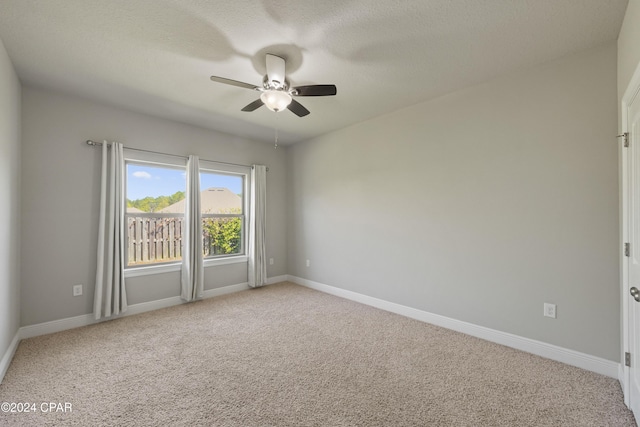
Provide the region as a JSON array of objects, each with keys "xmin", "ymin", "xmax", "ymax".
[{"xmin": 127, "ymin": 164, "xmax": 243, "ymax": 200}]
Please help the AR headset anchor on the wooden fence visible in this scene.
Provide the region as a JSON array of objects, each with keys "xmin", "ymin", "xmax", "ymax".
[
  {"xmin": 127, "ymin": 215, "xmax": 183, "ymax": 265},
  {"xmin": 126, "ymin": 214, "xmax": 242, "ymax": 265}
]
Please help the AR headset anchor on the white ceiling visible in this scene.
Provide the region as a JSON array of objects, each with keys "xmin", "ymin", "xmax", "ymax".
[{"xmin": 0, "ymin": 0, "xmax": 629, "ymax": 145}]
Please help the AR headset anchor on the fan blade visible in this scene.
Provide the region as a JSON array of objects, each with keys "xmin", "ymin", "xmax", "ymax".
[
  {"xmin": 293, "ymin": 84, "xmax": 337, "ymax": 96},
  {"xmin": 210, "ymin": 75, "xmax": 259, "ymax": 90},
  {"xmin": 287, "ymin": 99, "xmax": 310, "ymax": 117},
  {"xmin": 241, "ymin": 99, "xmax": 264, "ymax": 112},
  {"xmin": 266, "ymin": 54, "xmax": 286, "ymax": 88}
]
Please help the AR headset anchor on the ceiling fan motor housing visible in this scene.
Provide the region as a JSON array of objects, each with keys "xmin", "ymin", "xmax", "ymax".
[{"xmin": 262, "ymin": 75, "xmax": 289, "ymax": 92}]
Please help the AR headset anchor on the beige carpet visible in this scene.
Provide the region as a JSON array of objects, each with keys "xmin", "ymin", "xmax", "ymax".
[{"xmin": 0, "ymin": 282, "xmax": 635, "ymax": 426}]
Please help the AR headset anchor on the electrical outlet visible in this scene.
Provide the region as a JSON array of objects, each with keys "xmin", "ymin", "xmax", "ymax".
[
  {"xmin": 73, "ymin": 284, "xmax": 83, "ymax": 297},
  {"xmin": 543, "ymin": 303, "xmax": 556, "ymax": 319},
  {"xmin": 306, "ymin": 259, "xmax": 311, "ymax": 267},
  {"xmin": 269, "ymin": 258, "xmax": 274, "ymax": 265}
]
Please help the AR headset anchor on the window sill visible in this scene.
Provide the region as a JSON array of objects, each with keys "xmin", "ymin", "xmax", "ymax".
[
  {"xmin": 125, "ymin": 262, "xmax": 181, "ymax": 278},
  {"xmin": 124, "ymin": 256, "xmax": 248, "ymax": 278},
  {"xmin": 204, "ymin": 255, "xmax": 248, "ymax": 268}
]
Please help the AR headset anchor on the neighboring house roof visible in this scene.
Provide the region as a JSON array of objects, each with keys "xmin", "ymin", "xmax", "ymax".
[
  {"xmin": 126, "ymin": 206, "xmax": 145, "ymax": 213},
  {"xmin": 158, "ymin": 187, "xmax": 241, "ymax": 214}
]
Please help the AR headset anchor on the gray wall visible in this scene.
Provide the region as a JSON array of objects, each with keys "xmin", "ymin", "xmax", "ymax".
[
  {"xmin": 0, "ymin": 39, "xmax": 21, "ymax": 359},
  {"xmin": 288, "ymin": 43, "xmax": 619, "ymax": 361},
  {"xmin": 21, "ymin": 87, "xmax": 287, "ymax": 326}
]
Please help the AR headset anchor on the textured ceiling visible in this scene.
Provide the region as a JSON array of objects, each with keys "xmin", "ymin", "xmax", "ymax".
[{"xmin": 0, "ymin": 0, "xmax": 629, "ymax": 144}]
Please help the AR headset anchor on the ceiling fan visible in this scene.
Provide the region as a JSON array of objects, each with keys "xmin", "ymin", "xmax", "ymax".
[{"xmin": 210, "ymin": 54, "xmax": 337, "ymax": 117}]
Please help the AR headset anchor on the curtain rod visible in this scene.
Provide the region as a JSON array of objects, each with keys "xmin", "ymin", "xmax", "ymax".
[{"xmin": 86, "ymin": 140, "xmax": 266, "ymax": 171}]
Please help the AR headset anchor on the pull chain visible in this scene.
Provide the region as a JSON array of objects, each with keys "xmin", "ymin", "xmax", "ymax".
[{"xmin": 274, "ymin": 112, "xmax": 279, "ymax": 149}]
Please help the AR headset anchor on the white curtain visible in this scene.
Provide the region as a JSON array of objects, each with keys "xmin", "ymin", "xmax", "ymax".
[
  {"xmin": 181, "ymin": 155, "xmax": 204, "ymax": 301},
  {"xmin": 94, "ymin": 141, "xmax": 127, "ymax": 320},
  {"xmin": 248, "ymin": 165, "xmax": 267, "ymax": 288}
]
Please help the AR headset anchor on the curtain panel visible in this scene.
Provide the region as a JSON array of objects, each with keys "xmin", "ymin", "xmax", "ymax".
[
  {"xmin": 181, "ymin": 155, "xmax": 204, "ymax": 301},
  {"xmin": 94, "ymin": 141, "xmax": 127, "ymax": 320},
  {"xmin": 248, "ymin": 164, "xmax": 267, "ymax": 288}
]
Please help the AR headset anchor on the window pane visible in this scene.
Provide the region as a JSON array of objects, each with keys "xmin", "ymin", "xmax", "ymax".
[
  {"xmin": 127, "ymin": 164, "xmax": 186, "ymax": 213},
  {"xmin": 126, "ymin": 163, "xmax": 186, "ymax": 266},
  {"xmin": 199, "ymin": 172, "xmax": 243, "ymax": 215},
  {"xmin": 200, "ymin": 171, "xmax": 245, "ymax": 258},
  {"xmin": 202, "ymin": 217, "xmax": 242, "ymax": 256}
]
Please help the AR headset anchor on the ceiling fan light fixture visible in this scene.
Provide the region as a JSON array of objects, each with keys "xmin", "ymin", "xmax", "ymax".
[{"xmin": 260, "ymin": 90, "xmax": 292, "ymax": 112}]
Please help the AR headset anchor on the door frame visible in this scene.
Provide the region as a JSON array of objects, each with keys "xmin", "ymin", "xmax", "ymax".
[{"xmin": 621, "ymin": 59, "xmax": 640, "ymax": 408}]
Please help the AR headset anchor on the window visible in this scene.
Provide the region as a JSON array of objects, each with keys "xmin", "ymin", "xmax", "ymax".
[
  {"xmin": 200, "ymin": 167, "xmax": 247, "ymax": 259},
  {"xmin": 123, "ymin": 152, "xmax": 250, "ymax": 273}
]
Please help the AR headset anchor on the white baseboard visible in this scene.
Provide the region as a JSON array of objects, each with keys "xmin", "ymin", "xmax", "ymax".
[
  {"xmin": 0, "ymin": 331, "xmax": 21, "ymax": 384},
  {"xmin": 19, "ymin": 294, "xmax": 191, "ymax": 340},
  {"xmin": 20, "ymin": 313, "xmax": 95, "ymax": 339},
  {"xmin": 16, "ymin": 279, "xmax": 277, "ymax": 341},
  {"xmin": 124, "ymin": 295, "xmax": 184, "ymax": 317},
  {"xmin": 288, "ymin": 275, "xmax": 620, "ymax": 379},
  {"xmin": 203, "ymin": 282, "xmax": 250, "ymax": 298}
]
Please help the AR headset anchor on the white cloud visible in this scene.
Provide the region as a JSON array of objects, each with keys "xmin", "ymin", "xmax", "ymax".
[{"xmin": 132, "ymin": 171, "xmax": 152, "ymax": 179}]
